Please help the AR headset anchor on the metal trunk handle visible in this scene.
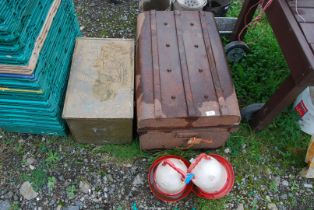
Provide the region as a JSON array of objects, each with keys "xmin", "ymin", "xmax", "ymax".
[{"xmin": 175, "ymin": 131, "xmax": 213, "ymax": 149}]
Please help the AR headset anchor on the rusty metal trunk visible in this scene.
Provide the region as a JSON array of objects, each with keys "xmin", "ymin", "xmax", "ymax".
[{"xmin": 136, "ymin": 11, "xmax": 240, "ymax": 150}]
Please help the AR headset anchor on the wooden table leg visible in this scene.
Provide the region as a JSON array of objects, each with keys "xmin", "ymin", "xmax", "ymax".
[
  {"xmin": 231, "ymin": 0, "xmax": 260, "ymax": 41},
  {"xmin": 250, "ymin": 75, "xmax": 308, "ymax": 131}
]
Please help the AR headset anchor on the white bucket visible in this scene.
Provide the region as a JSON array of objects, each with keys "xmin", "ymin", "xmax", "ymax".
[
  {"xmin": 294, "ymin": 87, "xmax": 314, "ymax": 135},
  {"xmin": 154, "ymin": 158, "xmax": 188, "ymax": 195},
  {"xmin": 190, "ymin": 154, "xmax": 228, "ymax": 193},
  {"xmin": 174, "ymin": 0, "xmax": 208, "ymax": 11}
]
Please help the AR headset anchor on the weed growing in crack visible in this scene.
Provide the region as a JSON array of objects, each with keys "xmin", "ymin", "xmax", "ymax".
[
  {"xmin": 10, "ymin": 201, "xmax": 20, "ymax": 210},
  {"xmin": 47, "ymin": 176, "xmax": 57, "ymax": 192},
  {"xmin": 22, "ymin": 168, "xmax": 47, "ymax": 191},
  {"xmin": 270, "ymin": 180, "xmax": 279, "ymax": 193},
  {"xmin": 45, "ymin": 151, "xmax": 61, "ymax": 166},
  {"xmin": 66, "ymin": 185, "xmax": 77, "ymax": 200}
]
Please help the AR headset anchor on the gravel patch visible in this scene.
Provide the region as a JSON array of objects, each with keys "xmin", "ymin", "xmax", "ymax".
[
  {"xmin": 0, "ymin": 133, "xmax": 194, "ymax": 209},
  {"xmin": 74, "ymin": 0, "xmax": 139, "ymax": 38},
  {"xmin": 1, "ymin": 129, "xmax": 314, "ymax": 209}
]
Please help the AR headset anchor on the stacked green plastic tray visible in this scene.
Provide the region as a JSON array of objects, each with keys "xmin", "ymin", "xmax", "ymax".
[
  {"xmin": 0, "ymin": 0, "xmax": 80, "ymax": 135},
  {"xmin": 0, "ymin": 0, "xmax": 54, "ymax": 65}
]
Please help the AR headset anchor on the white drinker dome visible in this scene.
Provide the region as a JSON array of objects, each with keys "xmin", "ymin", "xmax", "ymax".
[
  {"xmin": 155, "ymin": 158, "xmax": 187, "ymax": 195},
  {"xmin": 191, "ymin": 155, "xmax": 228, "ymax": 193}
]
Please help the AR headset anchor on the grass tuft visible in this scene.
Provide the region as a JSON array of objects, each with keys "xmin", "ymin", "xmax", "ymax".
[
  {"xmin": 22, "ymin": 168, "xmax": 47, "ymax": 191},
  {"xmin": 92, "ymin": 139, "xmax": 145, "ymax": 162}
]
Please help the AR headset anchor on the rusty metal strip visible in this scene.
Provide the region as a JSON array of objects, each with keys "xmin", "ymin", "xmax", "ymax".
[
  {"xmin": 199, "ymin": 11, "xmax": 227, "ymax": 116},
  {"xmin": 174, "ymin": 10, "xmax": 197, "ymax": 116},
  {"xmin": 150, "ymin": 11, "xmax": 163, "ymax": 117}
]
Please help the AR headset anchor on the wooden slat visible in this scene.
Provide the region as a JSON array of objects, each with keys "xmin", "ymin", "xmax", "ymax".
[
  {"xmin": 173, "ymin": 11, "xmax": 197, "ymax": 116},
  {"xmin": 150, "ymin": 11, "xmax": 163, "ymax": 118},
  {"xmin": 179, "ymin": 11, "xmax": 221, "ymax": 117},
  {"xmin": 292, "ymin": 8, "xmax": 314, "ymax": 23},
  {"xmin": 288, "ymin": 0, "xmax": 314, "ymax": 8},
  {"xmin": 199, "ymin": 12, "xmax": 226, "ymax": 116},
  {"xmin": 206, "ymin": 12, "xmax": 240, "ymax": 118},
  {"xmin": 155, "ymin": 11, "xmax": 189, "ymax": 117},
  {"xmin": 288, "ymin": 1, "xmax": 314, "ymax": 52},
  {"xmin": 300, "ymin": 23, "xmax": 314, "ymax": 44},
  {"xmin": 136, "ymin": 12, "xmax": 155, "ymax": 121}
]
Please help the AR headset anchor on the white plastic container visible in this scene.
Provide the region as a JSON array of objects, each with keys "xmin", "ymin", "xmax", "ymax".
[
  {"xmin": 154, "ymin": 158, "xmax": 188, "ymax": 195},
  {"xmin": 174, "ymin": 0, "xmax": 208, "ymax": 11},
  {"xmin": 190, "ymin": 154, "xmax": 228, "ymax": 193},
  {"xmin": 294, "ymin": 87, "xmax": 314, "ymax": 135}
]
